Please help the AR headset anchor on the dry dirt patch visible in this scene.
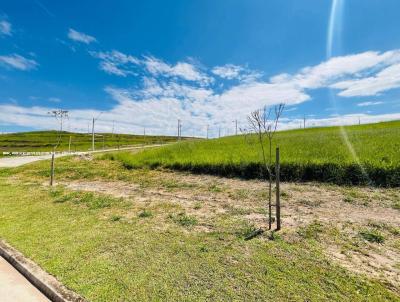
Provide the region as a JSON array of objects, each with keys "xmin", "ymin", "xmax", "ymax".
[{"xmin": 61, "ymin": 171, "xmax": 400, "ymax": 290}]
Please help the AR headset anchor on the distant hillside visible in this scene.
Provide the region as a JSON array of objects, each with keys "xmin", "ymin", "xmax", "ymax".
[
  {"xmin": 0, "ymin": 131, "xmax": 188, "ymax": 152},
  {"xmin": 106, "ymin": 120, "xmax": 400, "ymax": 187}
]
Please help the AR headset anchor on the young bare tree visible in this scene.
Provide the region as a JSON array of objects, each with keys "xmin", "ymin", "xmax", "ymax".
[
  {"xmin": 48, "ymin": 109, "xmax": 69, "ymax": 185},
  {"xmin": 246, "ymin": 104, "xmax": 284, "ymax": 230}
]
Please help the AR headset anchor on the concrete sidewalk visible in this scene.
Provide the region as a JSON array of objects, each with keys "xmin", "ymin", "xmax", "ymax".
[{"xmin": 0, "ymin": 256, "xmax": 49, "ymax": 302}]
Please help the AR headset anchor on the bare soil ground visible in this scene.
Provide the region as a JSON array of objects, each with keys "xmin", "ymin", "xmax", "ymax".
[{"xmin": 61, "ymin": 170, "xmax": 400, "ymax": 291}]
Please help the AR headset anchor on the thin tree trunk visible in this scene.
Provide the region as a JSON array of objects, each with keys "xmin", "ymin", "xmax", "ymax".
[{"xmin": 50, "ymin": 152, "xmax": 55, "ymax": 186}]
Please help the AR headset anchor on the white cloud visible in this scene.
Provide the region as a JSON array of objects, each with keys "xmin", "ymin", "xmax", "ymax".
[
  {"xmin": 0, "ymin": 20, "xmax": 12, "ymax": 36},
  {"xmin": 332, "ymin": 63, "xmax": 400, "ymax": 97},
  {"xmin": 5, "ymin": 49, "xmax": 400, "ymax": 136},
  {"xmin": 1, "ymin": 101, "xmax": 399, "ymax": 138},
  {"xmin": 279, "ymin": 113, "xmax": 400, "ymax": 130},
  {"xmin": 272, "ymin": 50, "xmax": 400, "ymax": 91},
  {"xmin": 357, "ymin": 101, "xmax": 383, "ymax": 107},
  {"xmin": 212, "ymin": 64, "xmax": 261, "ymax": 83},
  {"xmin": 91, "ymin": 51, "xmax": 213, "ymax": 85},
  {"xmin": 0, "ymin": 54, "xmax": 38, "ymax": 70},
  {"xmin": 48, "ymin": 97, "xmax": 62, "ymax": 103},
  {"xmin": 68, "ymin": 28, "xmax": 96, "ymax": 44},
  {"xmin": 143, "ymin": 56, "xmax": 213, "ymax": 85},
  {"xmin": 215, "ymin": 82, "xmax": 309, "ymax": 118},
  {"xmin": 212, "ymin": 64, "xmax": 243, "ymax": 79},
  {"xmin": 90, "ymin": 50, "xmax": 139, "ymax": 76}
]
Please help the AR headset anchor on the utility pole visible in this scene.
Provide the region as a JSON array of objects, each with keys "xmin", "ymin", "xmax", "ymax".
[
  {"xmin": 177, "ymin": 119, "xmax": 181, "ymax": 140},
  {"xmin": 206, "ymin": 124, "xmax": 209, "ymax": 139},
  {"xmin": 232, "ymin": 120, "xmax": 238, "ymax": 135},
  {"xmin": 303, "ymin": 115, "xmax": 306, "ymax": 129},
  {"xmin": 92, "ymin": 118, "xmax": 95, "ymax": 151},
  {"xmin": 91, "ymin": 112, "xmax": 103, "ymax": 151}
]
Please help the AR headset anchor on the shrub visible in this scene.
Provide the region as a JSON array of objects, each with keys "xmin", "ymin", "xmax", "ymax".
[
  {"xmin": 359, "ymin": 230, "xmax": 385, "ymax": 243},
  {"xmin": 110, "ymin": 215, "xmax": 122, "ymax": 222},
  {"xmin": 171, "ymin": 213, "xmax": 197, "ymax": 227},
  {"xmin": 138, "ymin": 209, "xmax": 153, "ymax": 218}
]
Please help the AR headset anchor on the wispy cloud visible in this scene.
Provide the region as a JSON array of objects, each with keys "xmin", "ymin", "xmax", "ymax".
[
  {"xmin": 0, "ymin": 54, "xmax": 38, "ymax": 71},
  {"xmin": 68, "ymin": 28, "xmax": 97, "ymax": 44},
  {"xmin": 211, "ymin": 64, "xmax": 260, "ymax": 82},
  {"xmin": 357, "ymin": 101, "xmax": 383, "ymax": 107},
  {"xmin": 212, "ymin": 64, "xmax": 243, "ymax": 79},
  {"xmin": 91, "ymin": 50, "xmax": 213, "ymax": 85},
  {"xmin": 0, "ymin": 20, "xmax": 12, "ymax": 36},
  {"xmin": 48, "ymin": 97, "xmax": 62, "ymax": 103},
  {"xmin": 89, "ymin": 50, "xmax": 139, "ymax": 76},
  {"xmin": 332, "ymin": 63, "xmax": 400, "ymax": 97},
  {"xmin": 143, "ymin": 56, "xmax": 213, "ymax": 85},
  {"xmin": 35, "ymin": 0, "xmax": 56, "ymax": 18},
  {"xmin": 272, "ymin": 50, "xmax": 400, "ymax": 91},
  {"xmin": 3, "ymin": 49, "xmax": 400, "ymax": 135}
]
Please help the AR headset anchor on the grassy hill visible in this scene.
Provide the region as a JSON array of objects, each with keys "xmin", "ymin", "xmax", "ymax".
[
  {"xmin": 0, "ymin": 131, "xmax": 187, "ymax": 152},
  {"xmin": 106, "ymin": 120, "xmax": 400, "ymax": 186}
]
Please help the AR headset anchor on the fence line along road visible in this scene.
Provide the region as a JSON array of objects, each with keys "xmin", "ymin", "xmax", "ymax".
[{"xmin": 0, "ymin": 144, "xmax": 165, "ymax": 168}]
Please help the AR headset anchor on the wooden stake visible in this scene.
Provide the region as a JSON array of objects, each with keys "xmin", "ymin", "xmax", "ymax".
[
  {"xmin": 50, "ymin": 152, "xmax": 55, "ymax": 186},
  {"xmin": 276, "ymin": 147, "xmax": 281, "ymax": 230}
]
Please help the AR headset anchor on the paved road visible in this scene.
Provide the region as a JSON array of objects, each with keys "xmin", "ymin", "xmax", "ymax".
[
  {"xmin": 0, "ymin": 144, "xmax": 163, "ymax": 168},
  {"xmin": 0, "ymin": 256, "xmax": 50, "ymax": 302}
]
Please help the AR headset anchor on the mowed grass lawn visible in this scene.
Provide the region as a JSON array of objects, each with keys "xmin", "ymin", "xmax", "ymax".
[
  {"xmin": 0, "ymin": 156, "xmax": 399, "ymax": 301},
  {"xmin": 108, "ymin": 121, "xmax": 400, "ymax": 186},
  {"xmin": 0, "ymin": 130, "xmax": 183, "ymax": 153}
]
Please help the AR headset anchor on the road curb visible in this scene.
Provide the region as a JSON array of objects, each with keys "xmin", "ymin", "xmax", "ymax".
[{"xmin": 0, "ymin": 240, "xmax": 86, "ymax": 302}]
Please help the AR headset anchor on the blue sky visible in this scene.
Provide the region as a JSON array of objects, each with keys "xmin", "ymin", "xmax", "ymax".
[{"xmin": 1, "ymin": 0, "xmax": 400, "ymax": 136}]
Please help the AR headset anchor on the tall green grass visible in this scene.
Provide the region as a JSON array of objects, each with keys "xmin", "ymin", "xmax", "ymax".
[{"xmin": 106, "ymin": 121, "xmax": 400, "ymax": 187}]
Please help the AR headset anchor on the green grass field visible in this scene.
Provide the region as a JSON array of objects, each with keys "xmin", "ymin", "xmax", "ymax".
[
  {"xmin": 106, "ymin": 120, "xmax": 400, "ymax": 186},
  {"xmin": 0, "ymin": 130, "xmax": 186, "ymax": 152},
  {"xmin": 0, "ymin": 156, "xmax": 398, "ymax": 301}
]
